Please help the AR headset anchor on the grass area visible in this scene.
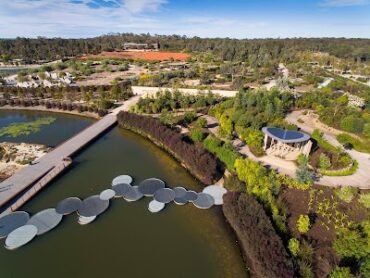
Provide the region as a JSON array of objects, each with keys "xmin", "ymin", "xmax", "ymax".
[
  {"xmin": 336, "ymin": 134, "xmax": 370, "ymax": 154},
  {"xmin": 320, "ymin": 160, "xmax": 358, "ymax": 176},
  {"xmin": 311, "ymin": 129, "xmax": 340, "ymax": 153},
  {"xmin": 0, "ymin": 117, "xmax": 56, "ymax": 137}
]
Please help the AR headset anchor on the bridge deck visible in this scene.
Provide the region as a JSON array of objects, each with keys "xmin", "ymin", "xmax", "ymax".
[{"xmin": 0, "ymin": 114, "xmax": 117, "ymax": 211}]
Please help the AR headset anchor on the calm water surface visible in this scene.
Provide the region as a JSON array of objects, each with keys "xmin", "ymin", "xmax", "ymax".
[{"xmin": 0, "ymin": 110, "xmax": 247, "ymax": 278}]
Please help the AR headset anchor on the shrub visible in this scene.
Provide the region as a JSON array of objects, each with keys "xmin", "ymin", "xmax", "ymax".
[
  {"xmin": 183, "ymin": 111, "xmax": 197, "ymax": 124},
  {"xmin": 118, "ymin": 112, "xmax": 221, "ymax": 184},
  {"xmin": 318, "ymin": 153, "xmax": 331, "ymax": 170},
  {"xmin": 288, "ymin": 238, "xmax": 300, "ymax": 257},
  {"xmin": 334, "ymin": 224, "xmax": 370, "ymax": 260},
  {"xmin": 195, "ymin": 117, "xmax": 207, "ymax": 128},
  {"xmin": 329, "ymin": 267, "xmax": 355, "ymax": 278},
  {"xmin": 297, "ymin": 214, "xmax": 310, "ymax": 234},
  {"xmin": 335, "ymin": 186, "xmax": 358, "ymax": 203},
  {"xmin": 359, "ymin": 192, "xmax": 370, "ymax": 208},
  {"xmin": 190, "ymin": 128, "xmax": 206, "ymax": 142},
  {"xmin": 222, "ymin": 192, "xmax": 294, "ymax": 278},
  {"xmin": 297, "ymin": 154, "xmax": 309, "ymax": 167},
  {"xmin": 296, "ymin": 165, "xmax": 314, "ymax": 185},
  {"xmin": 360, "ymin": 257, "xmax": 370, "ymax": 278}
]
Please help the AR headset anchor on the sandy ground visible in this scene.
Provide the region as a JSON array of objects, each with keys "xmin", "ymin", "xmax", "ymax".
[
  {"xmin": 0, "ymin": 142, "xmax": 50, "ymax": 181},
  {"xmin": 76, "ymin": 64, "xmax": 144, "ymax": 86}
]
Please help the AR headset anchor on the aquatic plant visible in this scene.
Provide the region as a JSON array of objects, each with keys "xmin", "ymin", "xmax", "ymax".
[{"xmin": 0, "ymin": 117, "xmax": 56, "ymax": 137}]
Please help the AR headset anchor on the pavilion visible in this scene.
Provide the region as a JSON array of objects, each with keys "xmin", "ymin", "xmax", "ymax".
[{"xmin": 262, "ymin": 127, "xmax": 312, "ymax": 161}]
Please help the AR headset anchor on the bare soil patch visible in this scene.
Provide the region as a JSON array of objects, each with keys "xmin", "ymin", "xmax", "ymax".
[{"xmin": 82, "ymin": 51, "xmax": 191, "ymax": 61}]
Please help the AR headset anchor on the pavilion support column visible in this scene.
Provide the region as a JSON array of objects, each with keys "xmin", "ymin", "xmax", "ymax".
[{"xmin": 263, "ymin": 134, "xmax": 268, "ymax": 150}]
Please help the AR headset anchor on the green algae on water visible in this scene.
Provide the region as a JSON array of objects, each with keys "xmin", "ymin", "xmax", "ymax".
[{"xmin": 0, "ymin": 117, "xmax": 56, "ymax": 137}]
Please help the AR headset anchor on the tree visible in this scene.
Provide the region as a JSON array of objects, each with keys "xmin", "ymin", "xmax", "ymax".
[
  {"xmin": 340, "ymin": 115, "xmax": 364, "ymax": 134},
  {"xmin": 297, "ymin": 214, "xmax": 310, "ymax": 234},
  {"xmin": 159, "ymin": 110, "xmax": 176, "ymax": 127}
]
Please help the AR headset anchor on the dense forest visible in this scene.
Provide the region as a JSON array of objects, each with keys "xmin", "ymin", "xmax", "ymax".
[{"xmin": 1, "ymin": 34, "xmax": 370, "ymax": 63}]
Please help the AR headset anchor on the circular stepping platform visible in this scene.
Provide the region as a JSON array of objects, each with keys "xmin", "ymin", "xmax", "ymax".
[
  {"xmin": 27, "ymin": 208, "xmax": 63, "ymax": 235},
  {"xmin": 173, "ymin": 187, "xmax": 187, "ymax": 198},
  {"xmin": 138, "ymin": 178, "xmax": 165, "ymax": 197},
  {"xmin": 193, "ymin": 193, "xmax": 215, "ymax": 209},
  {"xmin": 56, "ymin": 197, "xmax": 82, "ymax": 215},
  {"xmin": 78, "ymin": 216, "xmax": 96, "ymax": 225},
  {"xmin": 99, "ymin": 189, "xmax": 116, "ymax": 201},
  {"xmin": 112, "ymin": 175, "xmax": 133, "ymax": 185},
  {"xmin": 5, "ymin": 225, "xmax": 38, "ymax": 250},
  {"xmin": 174, "ymin": 197, "xmax": 187, "ymax": 205},
  {"xmin": 112, "ymin": 183, "xmax": 132, "ymax": 197},
  {"xmin": 123, "ymin": 186, "xmax": 144, "ymax": 202},
  {"xmin": 0, "ymin": 211, "xmax": 30, "ymax": 239},
  {"xmin": 184, "ymin": 191, "xmax": 198, "ymax": 202},
  {"xmin": 78, "ymin": 195, "xmax": 110, "ymax": 217},
  {"xmin": 148, "ymin": 200, "xmax": 165, "ymax": 213},
  {"xmin": 154, "ymin": 188, "xmax": 175, "ymax": 204},
  {"xmin": 202, "ymin": 185, "xmax": 227, "ymax": 205}
]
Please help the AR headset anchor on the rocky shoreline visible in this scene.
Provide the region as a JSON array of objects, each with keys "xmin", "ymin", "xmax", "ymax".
[{"xmin": 0, "ymin": 142, "xmax": 51, "ymax": 181}]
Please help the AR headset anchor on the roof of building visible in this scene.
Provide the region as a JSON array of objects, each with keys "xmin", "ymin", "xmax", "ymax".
[{"xmin": 262, "ymin": 127, "xmax": 310, "ymax": 143}]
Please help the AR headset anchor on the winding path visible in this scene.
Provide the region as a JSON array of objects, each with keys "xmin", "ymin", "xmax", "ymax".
[
  {"xmin": 203, "ymin": 113, "xmax": 370, "ymax": 189},
  {"xmin": 286, "ymin": 110, "xmax": 370, "ymax": 189}
]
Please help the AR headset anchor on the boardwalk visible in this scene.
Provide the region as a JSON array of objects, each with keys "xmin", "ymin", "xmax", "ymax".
[{"xmin": 0, "ymin": 114, "xmax": 117, "ymax": 214}]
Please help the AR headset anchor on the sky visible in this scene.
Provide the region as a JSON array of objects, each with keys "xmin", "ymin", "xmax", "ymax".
[{"xmin": 0, "ymin": 0, "xmax": 370, "ymax": 39}]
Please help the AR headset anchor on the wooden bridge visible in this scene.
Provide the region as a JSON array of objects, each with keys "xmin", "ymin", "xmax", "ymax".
[{"xmin": 0, "ymin": 114, "xmax": 118, "ymax": 216}]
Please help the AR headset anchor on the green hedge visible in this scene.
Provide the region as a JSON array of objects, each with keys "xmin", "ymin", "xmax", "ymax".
[
  {"xmin": 203, "ymin": 135, "xmax": 241, "ymax": 171},
  {"xmin": 336, "ymin": 134, "xmax": 370, "ymax": 154},
  {"xmin": 320, "ymin": 160, "xmax": 358, "ymax": 176},
  {"xmin": 311, "ymin": 129, "xmax": 340, "ymax": 153}
]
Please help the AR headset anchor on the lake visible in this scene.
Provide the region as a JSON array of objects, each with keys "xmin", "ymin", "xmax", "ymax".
[{"xmin": 0, "ymin": 110, "xmax": 247, "ymax": 278}]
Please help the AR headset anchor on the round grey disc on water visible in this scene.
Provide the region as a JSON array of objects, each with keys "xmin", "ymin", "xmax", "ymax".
[
  {"xmin": 56, "ymin": 197, "xmax": 82, "ymax": 215},
  {"xmin": 202, "ymin": 185, "xmax": 227, "ymax": 205},
  {"xmin": 148, "ymin": 200, "xmax": 165, "ymax": 213},
  {"xmin": 193, "ymin": 193, "xmax": 215, "ymax": 209},
  {"xmin": 27, "ymin": 208, "xmax": 63, "ymax": 235},
  {"xmin": 185, "ymin": 190, "xmax": 198, "ymax": 202},
  {"xmin": 123, "ymin": 186, "xmax": 144, "ymax": 202},
  {"xmin": 173, "ymin": 187, "xmax": 187, "ymax": 198},
  {"xmin": 154, "ymin": 188, "xmax": 175, "ymax": 204},
  {"xmin": 78, "ymin": 195, "xmax": 110, "ymax": 217},
  {"xmin": 5, "ymin": 225, "xmax": 38, "ymax": 250},
  {"xmin": 78, "ymin": 215, "xmax": 96, "ymax": 225},
  {"xmin": 174, "ymin": 197, "xmax": 187, "ymax": 205},
  {"xmin": 112, "ymin": 175, "xmax": 133, "ymax": 185},
  {"xmin": 112, "ymin": 183, "xmax": 132, "ymax": 197},
  {"xmin": 0, "ymin": 211, "xmax": 30, "ymax": 239},
  {"xmin": 138, "ymin": 178, "xmax": 165, "ymax": 196},
  {"xmin": 99, "ymin": 189, "xmax": 116, "ymax": 200}
]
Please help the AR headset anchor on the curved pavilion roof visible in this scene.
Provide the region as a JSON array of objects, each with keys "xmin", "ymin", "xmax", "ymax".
[{"xmin": 262, "ymin": 127, "xmax": 310, "ymax": 143}]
